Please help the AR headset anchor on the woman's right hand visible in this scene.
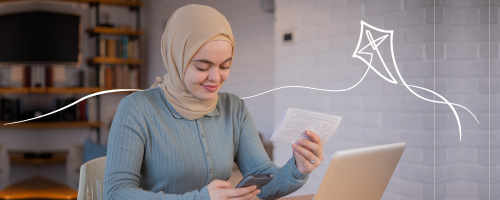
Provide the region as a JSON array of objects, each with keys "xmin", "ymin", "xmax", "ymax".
[{"xmin": 207, "ymin": 180, "xmax": 260, "ymax": 200}]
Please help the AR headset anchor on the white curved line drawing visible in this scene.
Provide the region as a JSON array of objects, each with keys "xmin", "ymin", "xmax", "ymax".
[
  {"xmin": 3, "ymin": 89, "xmax": 142, "ymax": 125},
  {"xmin": 240, "ymin": 67, "xmax": 371, "ymax": 100},
  {"xmin": 4, "ymin": 21, "xmax": 478, "ymax": 142},
  {"xmin": 352, "ymin": 20, "xmax": 478, "ymax": 141}
]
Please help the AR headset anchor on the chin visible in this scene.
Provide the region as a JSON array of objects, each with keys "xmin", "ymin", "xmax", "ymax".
[{"xmin": 195, "ymin": 92, "xmax": 218, "ymax": 101}]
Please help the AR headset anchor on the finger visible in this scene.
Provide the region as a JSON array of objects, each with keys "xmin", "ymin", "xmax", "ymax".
[
  {"xmin": 225, "ymin": 185, "xmax": 257, "ymax": 197},
  {"xmin": 304, "ymin": 131, "xmax": 325, "ymax": 160},
  {"xmin": 305, "ymin": 130, "xmax": 322, "ymax": 144},
  {"xmin": 231, "ymin": 189, "xmax": 260, "ymax": 200},
  {"xmin": 292, "ymin": 143, "xmax": 317, "ymax": 162},
  {"xmin": 213, "ymin": 180, "xmax": 232, "ymax": 188},
  {"xmin": 296, "ymin": 139, "xmax": 321, "ymax": 154},
  {"xmin": 297, "ymin": 139, "xmax": 324, "ymax": 161},
  {"xmin": 293, "ymin": 150, "xmax": 314, "ymax": 172}
]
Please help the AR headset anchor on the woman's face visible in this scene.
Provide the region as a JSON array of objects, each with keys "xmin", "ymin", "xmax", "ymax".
[{"xmin": 184, "ymin": 40, "xmax": 232, "ymax": 101}]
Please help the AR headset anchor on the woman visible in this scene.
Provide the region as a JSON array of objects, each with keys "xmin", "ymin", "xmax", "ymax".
[{"xmin": 103, "ymin": 4, "xmax": 324, "ymax": 200}]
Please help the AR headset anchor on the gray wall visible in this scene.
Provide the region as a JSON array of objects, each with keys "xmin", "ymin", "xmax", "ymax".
[{"xmin": 272, "ymin": 0, "xmax": 499, "ymax": 199}]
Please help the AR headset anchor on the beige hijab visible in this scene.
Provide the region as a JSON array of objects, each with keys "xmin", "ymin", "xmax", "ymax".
[{"xmin": 151, "ymin": 4, "xmax": 235, "ymax": 120}]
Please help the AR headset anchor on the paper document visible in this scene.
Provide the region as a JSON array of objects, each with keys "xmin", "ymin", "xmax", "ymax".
[{"xmin": 270, "ymin": 108, "xmax": 342, "ymax": 144}]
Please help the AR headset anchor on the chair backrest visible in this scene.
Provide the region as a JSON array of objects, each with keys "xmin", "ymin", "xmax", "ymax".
[
  {"xmin": 0, "ymin": 143, "xmax": 7, "ymax": 189},
  {"xmin": 77, "ymin": 156, "xmax": 106, "ymax": 200}
]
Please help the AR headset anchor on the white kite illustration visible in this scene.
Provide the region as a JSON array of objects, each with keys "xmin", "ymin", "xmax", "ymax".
[{"xmin": 352, "ymin": 21, "xmax": 479, "ymax": 141}]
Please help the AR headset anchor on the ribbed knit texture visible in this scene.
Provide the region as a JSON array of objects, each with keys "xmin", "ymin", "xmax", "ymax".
[{"xmin": 103, "ymin": 87, "xmax": 308, "ymax": 199}]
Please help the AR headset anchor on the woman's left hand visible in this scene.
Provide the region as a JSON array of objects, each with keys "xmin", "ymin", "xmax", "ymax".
[{"xmin": 292, "ymin": 130, "xmax": 324, "ymax": 174}]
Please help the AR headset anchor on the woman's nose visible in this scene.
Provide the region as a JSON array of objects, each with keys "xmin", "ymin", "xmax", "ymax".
[{"xmin": 207, "ymin": 67, "xmax": 221, "ymax": 82}]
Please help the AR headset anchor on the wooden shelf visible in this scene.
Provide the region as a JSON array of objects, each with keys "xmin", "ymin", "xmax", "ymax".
[
  {"xmin": 0, "ymin": 0, "xmax": 142, "ymax": 6},
  {"xmin": 0, "ymin": 121, "xmax": 102, "ymax": 128},
  {"xmin": 88, "ymin": 57, "xmax": 143, "ymax": 65},
  {"xmin": 87, "ymin": 26, "xmax": 142, "ymax": 36},
  {"xmin": 0, "ymin": 87, "xmax": 104, "ymax": 94},
  {"xmin": 0, "ymin": 87, "xmax": 140, "ymax": 94},
  {"xmin": 0, "ymin": 176, "xmax": 77, "ymax": 199},
  {"xmin": 76, "ymin": 0, "xmax": 141, "ymax": 6},
  {"xmin": 9, "ymin": 151, "xmax": 68, "ymax": 165},
  {"xmin": 57, "ymin": 0, "xmax": 142, "ymax": 6},
  {"xmin": 46, "ymin": 87, "xmax": 103, "ymax": 93},
  {"xmin": 0, "ymin": 88, "xmax": 29, "ymax": 94}
]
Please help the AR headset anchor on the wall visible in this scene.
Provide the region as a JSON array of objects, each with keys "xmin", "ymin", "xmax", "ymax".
[
  {"xmin": 144, "ymin": 0, "xmax": 276, "ymax": 140},
  {"xmin": 272, "ymin": 0, "xmax": 499, "ymax": 199}
]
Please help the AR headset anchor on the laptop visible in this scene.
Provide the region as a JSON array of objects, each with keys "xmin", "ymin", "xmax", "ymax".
[{"xmin": 289, "ymin": 142, "xmax": 406, "ymax": 200}]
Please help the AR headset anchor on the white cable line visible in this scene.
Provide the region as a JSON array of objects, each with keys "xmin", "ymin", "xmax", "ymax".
[{"xmin": 3, "ymin": 89, "xmax": 143, "ymax": 125}]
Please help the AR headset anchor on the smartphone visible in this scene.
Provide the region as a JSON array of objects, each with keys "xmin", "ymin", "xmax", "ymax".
[{"xmin": 235, "ymin": 173, "xmax": 273, "ymax": 189}]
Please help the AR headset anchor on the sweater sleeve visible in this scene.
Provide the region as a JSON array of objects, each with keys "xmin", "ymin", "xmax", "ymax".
[
  {"xmin": 233, "ymin": 98, "xmax": 308, "ymax": 200},
  {"xmin": 103, "ymin": 95, "xmax": 211, "ymax": 200}
]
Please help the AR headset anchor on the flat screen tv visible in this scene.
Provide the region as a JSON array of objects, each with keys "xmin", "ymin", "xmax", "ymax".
[{"xmin": 0, "ymin": 11, "xmax": 81, "ymax": 65}]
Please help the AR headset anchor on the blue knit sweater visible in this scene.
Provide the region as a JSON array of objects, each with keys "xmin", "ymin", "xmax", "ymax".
[{"xmin": 103, "ymin": 87, "xmax": 308, "ymax": 199}]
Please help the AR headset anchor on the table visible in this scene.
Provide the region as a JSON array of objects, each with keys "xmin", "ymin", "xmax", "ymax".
[
  {"xmin": 0, "ymin": 176, "xmax": 77, "ymax": 199},
  {"xmin": 280, "ymin": 194, "xmax": 314, "ymax": 200}
]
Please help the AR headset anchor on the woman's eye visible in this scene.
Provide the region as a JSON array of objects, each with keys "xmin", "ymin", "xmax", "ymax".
[
  {"xmin": 221, "ymin": 66, "xmax": 231, "ymax": 70},
  {"xmin": 196, "ymin": 66, "xmax": 209, "ymax": 71}
]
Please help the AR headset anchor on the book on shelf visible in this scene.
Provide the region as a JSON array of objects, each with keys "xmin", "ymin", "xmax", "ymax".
[
  {"xmin": 100, "ymin": 37, "xmax": 139, "ymax": 59},
  {"xmin": 106, "ymin": 39, "xmax": 116, "ymax": 58},
  {"xmin": 23, "ymin": 66, "xmax": 31, "ymax": 87},
  {"xmin": 45, "ymin": 66, "xmax": 53, "ymax": 87},
  {"xmin": 10, "ymin": 65, "xmax": 24, "ymax": 87},
  {"xmin": 100, "ymin": 65, "xmax": 140, "ymax": 89},
  {"xmin": 99, "ymin": 64, "xmax": 106, "ymax": 88},
  {"xmin": 75, "ymin": 99, "xmax": 87, "ymax": 122},
  {"xmin": 99, "ymin": 40, "xmax": 106, "ymax": 57},
  {"xmin": 86, "ymin": 97, "xmax": 97, "ymax": 123}
]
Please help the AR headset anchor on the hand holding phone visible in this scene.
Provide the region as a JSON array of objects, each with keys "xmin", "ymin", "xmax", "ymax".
[{"xmin": 236, "ymin": 173, "xmax": 273, "ymax": 189}]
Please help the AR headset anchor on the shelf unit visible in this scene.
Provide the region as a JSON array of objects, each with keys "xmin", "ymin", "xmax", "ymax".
[
  {"xmin": 85, "ymin": 0, "xmax": 142, "ymax": 143},
  {"xmin": 0, "ymin": 0, "xmax": 143, "ymax": 144}
]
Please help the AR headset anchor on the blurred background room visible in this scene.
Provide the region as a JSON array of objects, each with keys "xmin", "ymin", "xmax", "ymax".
[{"xmin": 0, "ymin": 0, "xmax": 498, "ymax": 199}]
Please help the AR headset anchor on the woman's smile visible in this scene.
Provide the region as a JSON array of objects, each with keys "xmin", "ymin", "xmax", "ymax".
[{"xmin": 202, "ymin": 84, "xmax": 219, "ymax": 92}]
